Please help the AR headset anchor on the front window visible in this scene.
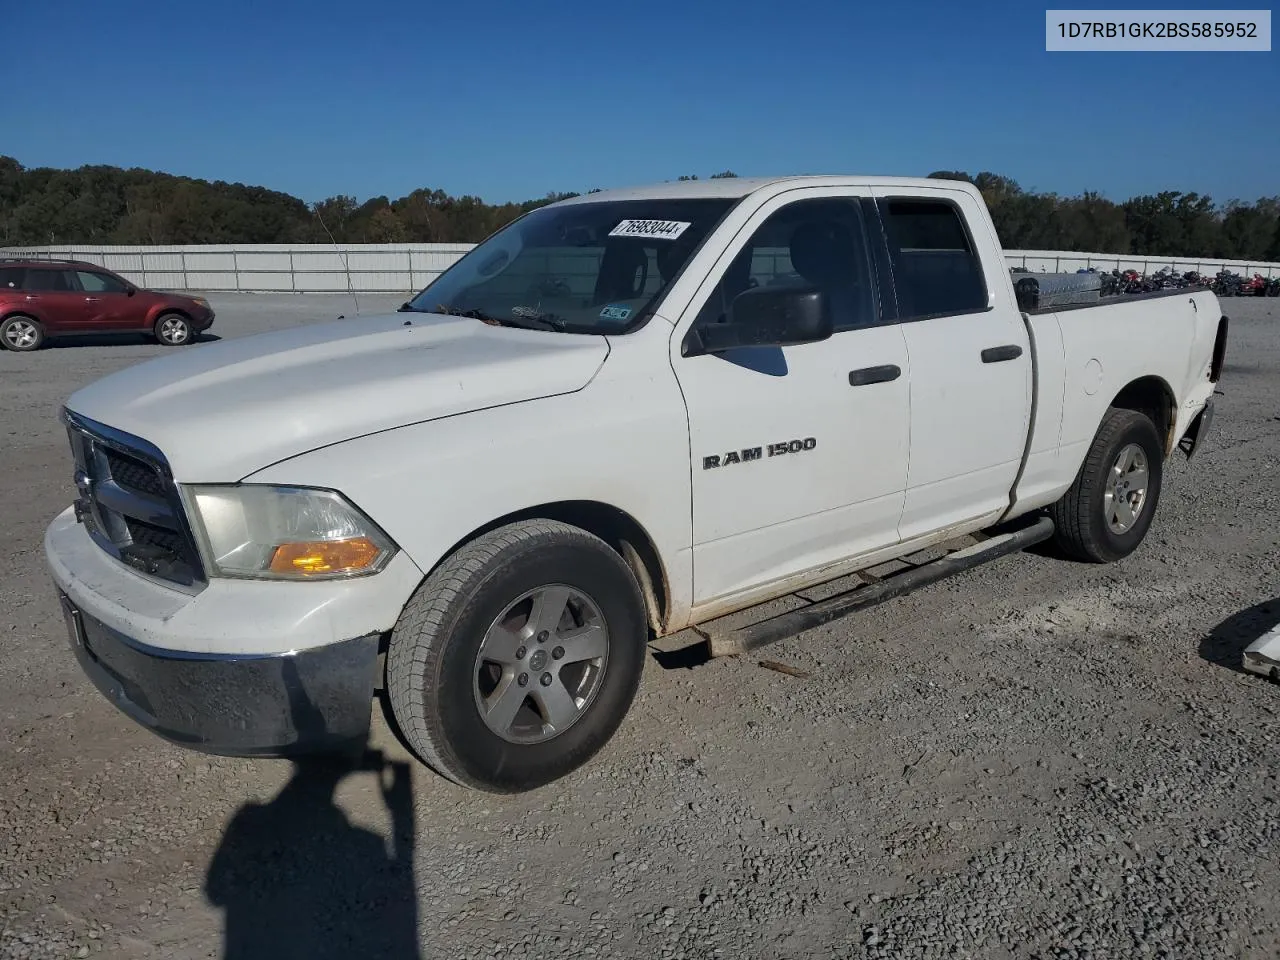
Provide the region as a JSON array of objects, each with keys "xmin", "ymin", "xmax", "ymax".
[
  {"xmin": 403, "ymin": 198, "xmax": 737, "ymax": 333},
  {"xmin": 76, "ymin": 270, "xmax": 130, "ymax": 294}
]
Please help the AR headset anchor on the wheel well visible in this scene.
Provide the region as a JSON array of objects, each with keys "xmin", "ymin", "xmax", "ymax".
[
  {"xmin": 437, "ymin": 501, "xmax": 670, "ymax": 635},
  {"xmin": 1, "ymin": 311, "xmax": 41, "ymax": 325},
  {"xmin": 154, "ymin": 308, "xmax": 191, "ymax": 324},
  {"xmin": 1210, "ymin": 316, "xmax": 1228, "ymax": 383},
  {"xmin": 1110, "ymin": 376, "xmax": 1176, "ymax": 455}
]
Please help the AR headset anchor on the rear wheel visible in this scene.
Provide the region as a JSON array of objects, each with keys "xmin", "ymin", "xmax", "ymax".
[
  {"xmin": 154, "ymin": 313, "xmax": 192, "ymax": 346},
  {"xmin": 385, "ymin": 520, "xmax": 647, "ymax": 792},
  {"xmin": 1048, "ymin": 408, "xmax": 1164, "ymax": 563},
  {"xmin": 0, "ymin": 315, "xmax": 44, "ymax": 352}
]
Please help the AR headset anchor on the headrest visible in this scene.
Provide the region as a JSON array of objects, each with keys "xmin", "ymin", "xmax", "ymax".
[{"xmin": 790, "ymin": 220, "xmax": 856, "ymax": 286}]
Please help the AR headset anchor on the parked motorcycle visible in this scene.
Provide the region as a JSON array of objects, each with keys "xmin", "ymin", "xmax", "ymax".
[
  {"xmin": 1239, "ymin": 274, "xmax": 1268, "ymax": 297},
  {"xmin": 1212, "ymin": 270, "xmax": 1243, "ymax": 297}
]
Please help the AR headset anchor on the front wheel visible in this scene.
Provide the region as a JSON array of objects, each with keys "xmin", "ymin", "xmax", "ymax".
[
  {"xmin": 385, "ymin": 520, "xmax": 647, "ymax": 792},
  {"xmin": 1048, "ymin": 408, "xmax": 1164, "ymax": 563},
  {"xmin": 154, "ymin": 313, "xmax": 193, "ymax": 346}
]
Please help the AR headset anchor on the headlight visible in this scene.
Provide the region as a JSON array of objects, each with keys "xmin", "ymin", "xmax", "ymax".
[{"xmin": 185, "ymin": 485, "xmax": 396, "ymax": 580}]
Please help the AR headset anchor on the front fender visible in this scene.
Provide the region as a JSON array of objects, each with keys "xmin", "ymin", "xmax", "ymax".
[{"xmin": 244, "ymin": 371, "xmax": 696, "ymax": 628}]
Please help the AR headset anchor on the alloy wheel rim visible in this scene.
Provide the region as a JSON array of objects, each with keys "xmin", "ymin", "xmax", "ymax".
[
  {"xmin": 160, "ymin": 318, "xmax": 188, "ymax": 343},
  {"xmin": 5, "ymin": 320, "xmax": 36, "ymax": 348},
  {"xmin": 1104, "ymin": 442, "xmax": 1150, "ymax": 534},
  {"xmin": 472, "ymin": 583, "xmax": 610, "ymax": 744}
]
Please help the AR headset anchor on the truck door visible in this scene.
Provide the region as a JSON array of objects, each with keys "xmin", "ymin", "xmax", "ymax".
[
  {"xmin": 671, "ymin": 189, "xmax": 911, "ymax": 607},
  {"xmin": 869, "ymin": 188, "xmax": 1032, "ymax": 540}
]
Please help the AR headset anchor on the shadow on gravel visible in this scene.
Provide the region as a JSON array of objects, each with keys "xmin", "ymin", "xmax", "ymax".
[
  {"xmin": 651, "ymin": 642, "xmax": 713, "ymax": 670},
  {"xmin": 204, "ymin": 666, "xmax": 420, "ymax": 959},
  {"xmin": 205, "ymin": 752, "xmax": 419, "ymax": 959},
  {"xmin": 1199, "ymin": 597, "xmax": 1280, "ymax": 674}
]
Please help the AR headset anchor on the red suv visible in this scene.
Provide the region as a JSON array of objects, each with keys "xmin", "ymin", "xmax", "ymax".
[{"xmin": 0, "ymin": 259, "xmax": 215, "ymax": 352}]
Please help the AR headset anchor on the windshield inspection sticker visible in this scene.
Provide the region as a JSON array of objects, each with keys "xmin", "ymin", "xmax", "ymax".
[
  {"xmin": 608, "ymin": 219, "xmax": 691, "ymax": 240},
  {"xmin": 599, "ymin": 304, "xmax": 632, "ymax": 321}
]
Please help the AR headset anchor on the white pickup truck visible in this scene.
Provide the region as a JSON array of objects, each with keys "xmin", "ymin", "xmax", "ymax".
[{"xmin": 45, "ymin": 176, "xmax": 1228, "ymax": 792}]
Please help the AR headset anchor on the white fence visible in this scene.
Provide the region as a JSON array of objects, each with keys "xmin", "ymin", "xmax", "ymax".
[
  {"xmin": 1007, "ymin": 249, "xmax": 1280, "ymax": 278},
  {"xmin": 0, "ymin": 244, "xmax": 474, "ymax": 294},
  {"xmin": 2, "ymin": 243, "xmax": 1278, "ymax": 293}
]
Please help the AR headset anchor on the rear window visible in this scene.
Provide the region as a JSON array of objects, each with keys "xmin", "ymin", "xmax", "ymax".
[
  {"xmin": 22, "ymin": 268, "xmax": 74, "ymax": 292},
  {"xmin": 881, "ymin": 199, "xmax": 987, "ymax": 320},
  {"xmin": 0, "ymin": 267, "xmax": 23, "ymax": 290}
]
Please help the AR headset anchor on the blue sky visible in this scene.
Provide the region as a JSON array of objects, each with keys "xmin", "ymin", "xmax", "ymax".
[{"xmin": 4, "ymin": 0, "xmax": 1275, "ymax": 204}]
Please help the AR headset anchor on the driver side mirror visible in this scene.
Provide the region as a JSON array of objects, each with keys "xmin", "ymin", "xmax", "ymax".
[
  {"xmin": 685, "ymin": 287, "xmax": 833, "ymax": 356},
  {"xmin": 125, "ymin": 285, "xmax": 137, "ymax": 297}
]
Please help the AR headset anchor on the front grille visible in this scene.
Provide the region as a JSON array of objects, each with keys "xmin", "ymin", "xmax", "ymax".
[
  {"xmin": 104, "ymin": 449, "xmax": 166, "ymax": 498},
  {"xmin": 124, "ymin": 517, "xmax": 189, "ymax": 555},
  {"xmin": 65, "ymin": 411, "xmax": 205, "ymax": 589}
]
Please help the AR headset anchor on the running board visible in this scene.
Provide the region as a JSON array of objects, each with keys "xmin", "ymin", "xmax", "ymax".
[{"xmin": 703, "ymin": 516, "xmax": 1055, "ymax": 658}]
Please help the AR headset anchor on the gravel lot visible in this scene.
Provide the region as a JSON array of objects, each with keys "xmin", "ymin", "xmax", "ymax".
[{"xmin": 2, "ymin": 293, "xmax": 1279, "ymax": 960}]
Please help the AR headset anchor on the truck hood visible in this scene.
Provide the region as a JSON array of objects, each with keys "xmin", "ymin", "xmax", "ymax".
[{"xmin": 65, "ymin": 312, "xmax": 610, "ymax": 481}]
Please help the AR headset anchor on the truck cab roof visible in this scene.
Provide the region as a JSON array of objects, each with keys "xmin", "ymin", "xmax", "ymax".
[{"xmin": 555, "ymin": 175, "xmax": 982, "ymax": 205}]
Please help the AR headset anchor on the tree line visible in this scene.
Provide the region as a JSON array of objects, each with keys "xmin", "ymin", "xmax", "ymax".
[
  {"xmin": 927, "ymin": 171, "xmax": 1280, "ymax": 262},
  {"xmin": 1, "ymin": 155, "xmax": 1276, "ymax": 261}
]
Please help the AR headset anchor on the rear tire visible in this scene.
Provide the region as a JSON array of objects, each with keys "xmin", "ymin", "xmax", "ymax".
[
  {"xmin": 0, "ymin": 315, "xmax": 44, "ymax": 352},
  {"xmin": 1048, "ymin": 408, "xmax": 1164, "ymax": 563},
  {"xmin": 154, "ymin": 313, "xmax": 192, "ymax": 346},
  {"xmin": 385, "ymin": 520, "xmax": 647, "ymax": 793}
]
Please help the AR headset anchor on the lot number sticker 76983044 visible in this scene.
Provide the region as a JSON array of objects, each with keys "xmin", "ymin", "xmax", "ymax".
[{"xmin": 608, "ymin": 219, "xmax": 691, "ymax": 240}]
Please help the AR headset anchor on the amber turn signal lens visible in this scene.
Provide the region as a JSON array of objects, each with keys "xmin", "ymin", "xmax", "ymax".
[{"xmin": 268, "ymin": 537, "xmax": 382, "ymax": 576}]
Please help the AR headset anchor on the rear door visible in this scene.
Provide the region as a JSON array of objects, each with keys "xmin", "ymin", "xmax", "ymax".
[
  {"xmin": 74, "ymin": 270, "xmax": 141, "ymax": 330},
  {"xmin": 869, "ymin": 189, "xmax": 1032, "ymax": 540},
  {"xmin": 19, "ymin": 268, "xmax": 88, "ymax": 332}
]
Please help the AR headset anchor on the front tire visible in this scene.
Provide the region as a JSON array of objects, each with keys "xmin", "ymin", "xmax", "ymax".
[
  {"xmin": 386, "ymin": 520, "xmax": 647, "ymax": 793},
  {"xmin": 1048, "ymin": 408, "xmax": 1164, "ymax": 563},
  {"xmin": 0, "ymin": 315, "xmax": 44, "ymax": 351},
  {"xmin": 154, "ymin": 313, "xmax": 192, "ymax": 346}
]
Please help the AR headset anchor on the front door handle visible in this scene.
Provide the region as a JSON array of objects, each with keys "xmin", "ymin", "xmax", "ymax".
[
  {"xmin": 84, "ymin": 297, "xmax": 101, "ymax": 302},
  {"xmin": 981, "ymin": 344, "xmax": 1023, "ymax": 363},
  {"xmin": 848, "ymin": 364, "xmax": 902, "ymax": 386}
]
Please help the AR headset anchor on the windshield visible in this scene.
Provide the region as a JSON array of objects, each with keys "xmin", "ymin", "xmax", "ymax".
[{"xmin": 403, "ymin": 198, "xmax": 737, "ymax": 333}]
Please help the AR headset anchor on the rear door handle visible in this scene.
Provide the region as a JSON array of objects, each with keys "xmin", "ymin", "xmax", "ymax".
[
  {"xmin": 981, "ymin": 344, "xmax": 1023, "ymax": 363},
  {"xmin": 848, "ymin": 364, "xmax": 902, "ymax": 386},
  {"xmin": 84, "ymin": 297, "xmax": 101, "ymax": 302}
]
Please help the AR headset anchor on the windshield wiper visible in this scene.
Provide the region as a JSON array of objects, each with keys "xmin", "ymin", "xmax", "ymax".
[{"xmin": 433, "ymin": 307, "xmax": 564, "ymax": 332}]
